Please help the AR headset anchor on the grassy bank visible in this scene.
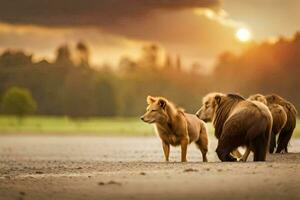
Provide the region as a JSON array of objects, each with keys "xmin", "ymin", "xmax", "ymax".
[
  {"xmin": 0, "ymin": 116, "xmax": 153, "ymax": 136},
  {"xmin": 0, "ymin": 116, "xmax": 299, "ymax": 138}
]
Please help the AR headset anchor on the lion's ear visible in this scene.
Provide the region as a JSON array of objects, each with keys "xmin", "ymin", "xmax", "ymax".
[
  {"xmin": 158, "ymin": 99, "xmax": 167, "ymax": 109},
  {"xmin": 147, "ymin": 96, "xmax": 156, "ymax": 104},
  {"xmin": 215, "ymin": 95, "xmax": 221, "ymax": 105}
]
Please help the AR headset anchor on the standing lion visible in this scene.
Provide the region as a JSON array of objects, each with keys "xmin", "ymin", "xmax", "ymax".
[
  {"xmin": 196, "ymin": 93, "xmax": 272, "ymax": 162},
  {"xmin": 265, "ymin": 94, "xmax": 297, "ymax": 153},
  {"xmin": 141, "ymin": 96, "xmax": 208, "ymax": 162},
  {"xmin": 248, "ymin": 94, "xmax": 287, "ymax": 154}
]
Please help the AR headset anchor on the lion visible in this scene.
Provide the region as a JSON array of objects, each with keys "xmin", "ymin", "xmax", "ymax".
[
  {"xmin": 196, "ymin": 93, "xmax": 272, "ymax": 162},
  {"xmin": 248, "ymin": 94, "xmax": 287, "ymax": 154},
  {"xmin": 141, "ymin": 96, "xmax": 208, "ymax": 162},
  {"xmin": 265, "ymin": 94, "xmax": 297, "ymax": 153}
]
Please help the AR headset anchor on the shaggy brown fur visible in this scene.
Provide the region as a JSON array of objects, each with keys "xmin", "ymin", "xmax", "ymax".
[
  {"xmin": 248, "ymin": 94, "xmax": 287, "ymax": 154},
  {"xmin": 196, "ymin": 93, "xmax": 272, "ymax": 162},
  {"xmin": 141, "ymin": 96, "xmax": 208, "ymax": 162},
  {"xmin": 248, "ymin": 94, "xmax": 268, "ymax": 105},
  {"xmin": 265, "ymin": 94, "xmax": 297, "ymax": 153}
]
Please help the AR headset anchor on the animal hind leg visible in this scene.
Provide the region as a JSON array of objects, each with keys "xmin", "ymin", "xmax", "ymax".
[
  {"xmin": 195, "ymin": 138, "xmax": 208, "ymax": 162},
  {"xmin": 276, "ymin": 129, "xmax": 293, "ymax": 153},
  {"xmin": 253, "ymin": 147, "xmax": 266, "ymax": 161},
  {"xmin": 252, "ymin": 136, "xmax": 267, "ymax": 161},
  {"xmin": 269, "ymin": 132, "xmax": 276, "ymax": 154}
]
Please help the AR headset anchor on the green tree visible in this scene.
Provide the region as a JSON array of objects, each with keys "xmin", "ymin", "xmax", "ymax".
[
  {"xmin": 96, "ymin": 79, "xmax": 117, "ymax": 116},
  {"xmin": 1, "ymin": 87, "xmax": 37, "ymax": 117}
]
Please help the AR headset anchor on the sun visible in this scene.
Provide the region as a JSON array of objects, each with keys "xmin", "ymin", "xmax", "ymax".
[{"xmin": 236, "ymin": 28, "xmax": 252, "ymax": 42}]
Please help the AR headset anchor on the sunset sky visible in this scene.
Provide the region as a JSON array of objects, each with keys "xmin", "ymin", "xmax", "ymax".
[{"xmin": 0, "ymin": 0, "xmax": 300, "ymax": 68}]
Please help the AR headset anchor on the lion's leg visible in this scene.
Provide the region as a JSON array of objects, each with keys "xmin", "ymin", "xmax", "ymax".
[
  {"xmin": 162, "ymin": 141, "xmax": 170, "ymax": 162},
  {"xmin": 216, "ymin": 132, "xmax": 238, "ymax": 162},
  {"xmin": 252, "ymin": 135, "xmax": 268, "ymax": 161},
  {"xmin": 200, "ymin": 148, "xmax": 208, "ymax": 162},
  {"xmin": 284, "ymin": 146, "xmax": 288, "ymax": 153},
  {"xmin": 180, "ymin": 137, "xmax": 189, "ymax": 162},
  {"xmin": 276, "ymin": 129, "xmax": 292, "ymax": 153},
  {"xmin": 240, "ymin": 147, "xmax": 251, "ymax": 162},
  {"xmin": 195, "ymin": 135, "xmax": 208, "ymax": 162},
  {"xmin": 269, "ymin": 131, "xmax": 276, "ymax": 154}
]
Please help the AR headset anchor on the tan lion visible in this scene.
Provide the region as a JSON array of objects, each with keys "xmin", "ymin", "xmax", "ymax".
[{"xmin": 141, "ymin": 96, "xmax": 208, "ymax": 162}]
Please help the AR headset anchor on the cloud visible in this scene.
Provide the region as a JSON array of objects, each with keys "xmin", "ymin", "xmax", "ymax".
[
  {"xmin": 0, "ymin": 23, "xmax": 144, "ymax": 65},
  {"xmin": 0, "ymin": 0, "xmax": 243, "ymax": 68},
  {"xmin": 194, "ymin": 8, "xmax": 246, "ymax": 28},
  {"xmin": 0, "ymin": 0, "xmax": 220, "ymax": 27}
]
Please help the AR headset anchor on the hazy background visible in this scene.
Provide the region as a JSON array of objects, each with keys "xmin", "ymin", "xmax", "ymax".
[{"xmin": 0, "ymin": 0, "xmax": 299, "ymax": 134}]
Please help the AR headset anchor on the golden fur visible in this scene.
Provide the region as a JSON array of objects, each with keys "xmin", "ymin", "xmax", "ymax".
[
  {"xmin": 141, "ymin": 96, "xmax": 208, "ymax": 162},
  {"xmin": 248, "ymin": 94, "xmax": 267, "ymax": 105},
  {"xmin": 196, "ymin": 93, "xmax": 272, "ymax": 162},
  {"xmin": 248, "ymin": 94, "xmax": 287, "ymax": 154},
  {"xmin": 197, "ymin": 92, "xmax": 242, "ymax": 159},
  {"xmin": 265, "ymin": 94, "xmax": 297, "ymax": 153}
]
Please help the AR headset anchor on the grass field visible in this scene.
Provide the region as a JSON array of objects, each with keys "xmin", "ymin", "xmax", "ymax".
[
  {"xmin": 0, "ymin": 116, "xmax": 153, "ymax": 136},
  {"xmin": 0, "ymin": 115, "xmax": 299, "ymax": 138}
]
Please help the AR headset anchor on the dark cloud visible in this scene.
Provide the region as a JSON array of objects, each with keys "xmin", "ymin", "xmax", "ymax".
[
  {"xmin": 0, "ymin": 0, "xmax": 231, "ymax": 67},
  {"xmin": 0, "ymin": 0, "xmax": 220, "ymax": 27}
]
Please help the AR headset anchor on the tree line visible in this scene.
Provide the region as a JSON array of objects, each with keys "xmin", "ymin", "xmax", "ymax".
[{"xmin": 0, "ymin": 32, "xmax": 299, "ymax": 117}]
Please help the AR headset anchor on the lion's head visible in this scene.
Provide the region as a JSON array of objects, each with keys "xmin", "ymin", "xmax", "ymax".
[
  {"xmin": 140, "ymin": 96, "xmax": 169, "ymax": 124},
  {"xmin": 195, "ymin": 93, "xmax": 224, "ymax": 122}
]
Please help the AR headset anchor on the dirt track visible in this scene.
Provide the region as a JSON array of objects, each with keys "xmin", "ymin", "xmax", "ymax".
[{"xmin": 0, "ymin": 135, "xmax": 300, "ymax": 200}]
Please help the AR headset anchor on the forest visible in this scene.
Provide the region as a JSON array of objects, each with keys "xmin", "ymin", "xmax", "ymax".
[{"xmin": 1, "ymin": 32, "xmax": 300, "ymax": 117}]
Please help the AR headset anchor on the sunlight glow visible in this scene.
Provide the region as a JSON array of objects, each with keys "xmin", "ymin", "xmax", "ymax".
[{"xmin": 236, "ymin": 28, "xmax": 252, "ymax": 42}]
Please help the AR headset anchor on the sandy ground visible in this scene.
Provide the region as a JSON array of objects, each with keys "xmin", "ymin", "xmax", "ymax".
[{"xmin": 0, "ymin": 135, "xmax": 300, "ymax": 200}]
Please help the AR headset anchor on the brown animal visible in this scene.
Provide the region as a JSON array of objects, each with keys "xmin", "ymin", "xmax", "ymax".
[
  {"xmin": 141, "ymin": 96, "xmax": 208, "ymax": 162},
  {"xmin": 196, "ymin": 93, "xmax": 272, "ymax": 162},
  {"xmin": 248, "ymin": 94, "xmax": 287, "ymax": 154},
  {"xmin": 265, "ymin": 94, "xmax": 297, "ymax": 153}
]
